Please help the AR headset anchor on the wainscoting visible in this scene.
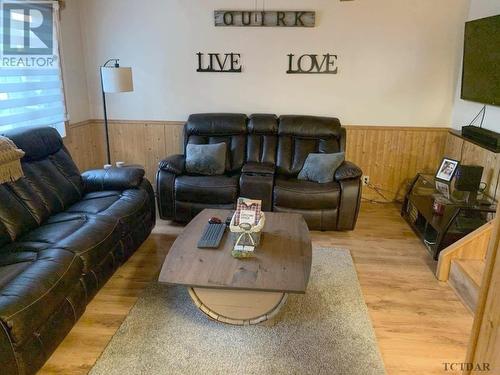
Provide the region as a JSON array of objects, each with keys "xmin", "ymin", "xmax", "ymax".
[
  {"xmin": 345, "ymin": 126, "xmax": 448, "ymax": 201},
  {"xmin": 64, "ymin": 120, "xmax": 106, "ymax": 172},
  {"xmin": 65, "ymin": 120, "xmax": 184, "ymax": 183},
  {"xmin": 444, "ymin": 131, "xmax": 500, "ymax": 200},
  {"xmin": 67, "ymin": 121, "xmax": 499, "ymax": 201}
]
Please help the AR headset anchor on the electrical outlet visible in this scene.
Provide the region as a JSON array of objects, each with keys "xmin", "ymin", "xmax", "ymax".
[{"xmin": 362, "ymin": 176, "xmax": 370, "ymax": 186}]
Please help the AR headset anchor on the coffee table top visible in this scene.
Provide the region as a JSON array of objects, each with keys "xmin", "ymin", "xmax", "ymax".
[{"xmin": 158, "ymin": 209, "xmax": 312, "ymax": 294}]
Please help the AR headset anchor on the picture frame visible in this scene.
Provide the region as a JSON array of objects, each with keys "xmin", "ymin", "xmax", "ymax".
[
  {"xmin": 435, "ymin": 158, "xmax": 459, "ymax": 182},
  {"xmin": 435, "ymin": 180, "xmax": 451, "ymax": 200}
]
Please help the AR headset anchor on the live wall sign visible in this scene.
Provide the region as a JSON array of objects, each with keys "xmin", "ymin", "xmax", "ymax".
[
  {"xmin": 214, "ymin": 10, "xmax": 315, "ymax": 27},
  {"xmin": 197, "ymin": 52, "xmax": 242, "ymax": 73}
]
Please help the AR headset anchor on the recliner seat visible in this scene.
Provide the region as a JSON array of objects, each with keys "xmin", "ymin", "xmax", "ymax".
[
  {"xmin": 0, "ymin": 127, "xmax": 155, "ymax": 375},
  {"xmin": 157, "ymin": 113, "xmax": 362, "ymax": 231}
]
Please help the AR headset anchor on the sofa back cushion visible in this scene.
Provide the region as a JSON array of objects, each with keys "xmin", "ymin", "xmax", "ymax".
[
  {"xmin": 0, "ymin": 127, "xmax": 83, "ymax": 246},
  {"xmin": 0, "ymin": 185, "xmax": 39, "ymax": 247},
  {"xmin": 184, "ymin": 113, "xmax": 247, "ymax": 173},
  {"xmin": 246, "ymin": 114, "xmax": 278, "ymax": 165},
  {"xmin": 276, "ymin": 115, "xmax": 345, "ymax": 177}
]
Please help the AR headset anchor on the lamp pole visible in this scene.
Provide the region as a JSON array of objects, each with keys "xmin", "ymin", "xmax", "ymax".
[{"xmin": 100, "ymin": 58, "xmax": 120, "ymax": 166}]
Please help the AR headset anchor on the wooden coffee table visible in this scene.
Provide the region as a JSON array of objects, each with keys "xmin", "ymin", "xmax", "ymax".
[{"xmin": 158, "ymin": 209, "xmax": 312, "ymax": 325}]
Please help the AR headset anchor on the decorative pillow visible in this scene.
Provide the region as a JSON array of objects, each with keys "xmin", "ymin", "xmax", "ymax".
[
  {"xmin": 298, "ymin": 152, "xmax": 345, "ymax": 184},
  {"xmin": 185, "ymin": 143, "xmax": 226, "ymax": 176}
]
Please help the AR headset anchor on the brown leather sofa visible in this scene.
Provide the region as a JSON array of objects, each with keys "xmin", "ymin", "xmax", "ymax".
[
  {"xmin": 0, "ymin": 127, "xmax": 155, "ymax": 375},
  {"xmin": 157, "ymin": 113, "xmax": 362, "ymax": 231}
]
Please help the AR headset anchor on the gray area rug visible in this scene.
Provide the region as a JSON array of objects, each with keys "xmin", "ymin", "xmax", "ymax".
[{"xmin": 90, "ymin": 248, "xmax": 386, "ymax": 375}]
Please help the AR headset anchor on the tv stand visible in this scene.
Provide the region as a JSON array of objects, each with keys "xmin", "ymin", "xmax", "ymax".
[{"xmin": 402, "ymin": 174, "xmax": 496, "ymax": 260}]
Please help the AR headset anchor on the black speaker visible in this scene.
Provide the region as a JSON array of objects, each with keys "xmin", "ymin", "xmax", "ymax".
[{"xmin": 454, "ymin": 165, "xmax": 484, "ymax": 192}]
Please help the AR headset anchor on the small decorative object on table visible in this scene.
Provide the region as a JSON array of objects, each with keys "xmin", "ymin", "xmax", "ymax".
[
  {"xmin": 435, "ymin": 158, "xmax": 459, "ymax": 182},
  {"xmin": 432, "ymin": 196, "xmax": 447, "ymax": 216},
  {"xmin": 230, "ymin": 198, "xmax": 265, "ymax": 258}
]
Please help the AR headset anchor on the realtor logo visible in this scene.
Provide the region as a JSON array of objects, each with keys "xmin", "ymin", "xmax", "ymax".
[{"xmin": 2, "ymin": 1, "xmax": 54, "ymax": 55}]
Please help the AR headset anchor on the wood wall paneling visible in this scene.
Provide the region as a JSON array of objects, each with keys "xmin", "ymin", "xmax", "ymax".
[
  {"xmin": 345, "ymin": 126, "xmax": 448, "ymax": 201},
  {"xmin": 65, "ymin": 121, "xmax": 451, "ymax": 200},
  {"xmin": 108, "ymin": 121, "xmax": 184, "ymax": 183},
  {"xmin": 64, "ymin": 121, "xmax": 106, "ymax": 172},
  {"xmin": 66, "ymin": 121, "xmax": 184, "ymax": 183},
  {"xmin": 444, "ymin": 131, "xmax": 500, "ymax": 200},
  {"xmin": 68, "ymin": 124, "xmax": 499, "ymax": 202}
]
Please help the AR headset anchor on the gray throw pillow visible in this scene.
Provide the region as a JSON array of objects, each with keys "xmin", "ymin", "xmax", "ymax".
[
  {"xmin": 298, "ymin": 152, "xmax": 345, "ymax": 184},
  {"xmin": 185, "ymin": 143, "xmax": 226, "ymax": 176}
]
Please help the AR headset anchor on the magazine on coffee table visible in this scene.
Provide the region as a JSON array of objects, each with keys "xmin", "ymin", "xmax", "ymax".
[{"xmin": 233, "ymin": 198, "xmax": 262, "ymax": 227}]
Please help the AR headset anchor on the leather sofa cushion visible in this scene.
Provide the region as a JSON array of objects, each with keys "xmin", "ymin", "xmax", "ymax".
[
  {"xmin": 278, "ymin": 115, "xmax": 342, "ymax": 138},
  {"xmin": 248, "ymin": 114, "xmax": 278, "ymax": 134},
  {"xmin": 21, "ymin": 155, "xmax": 83, "ymax": 213},
  {"xmin": 0, "ymin": 185, "xmax": 39, "ymax": 245},
  {"xmin": 159, "ymin": 154, "xmax": 185, "ymax": 175},
  {"xmin": 276, "ymin": 115, "xmax": 345, "ymax": 177},
  {"xmin": 0, "ymin": 253, "xmax": 36, "ymax": 289},
  {"xmin": 0, "ymin": 248, "xmax": 83, "ymax": 345},
  {"xmin": 175, "ymin": 175, "xmax": 239, "ymax": 204},
  {"xmin": 3, "ymin": 127, "xmax": 64, "ymax": 162},
  {"xmin": 273, "ymin": 177, "xmax": 340, "ymax": 210},
  {"xmin": 0, "ymin": 148, "xmax": 83, "ymax": 244},
  {"xmin": 185, "ymin": 113, "xmax": 247, "ymax": 173},
  {"xmin": 186, "ymin": 113, "xmax": 247, "ymax": 136},
  {"xmin": 247, "ymin": 114, "xmax": 278, "ymax": 165},
  {"xmin": 0, "ymin": 128, "xmax": 83, "ymax": 240},
  {"xmin": 82, "ymin": 168, "xmax": 145, "ymax": 193},
  {"xmin": 241, "ymin": 162, "xmax": 275, "ymax": 175},
  {"xmin": 66, "ymin": 189, "xmax": 150, "ymax": 236},
  {"xmin": 5, "ymin": 214, "xmax": 120, "ymax": 274}
]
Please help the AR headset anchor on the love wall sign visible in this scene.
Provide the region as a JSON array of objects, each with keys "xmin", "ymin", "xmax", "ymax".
[{"xmin": 287, "ymin": 54, "xmax": 338, "ymax": 74}]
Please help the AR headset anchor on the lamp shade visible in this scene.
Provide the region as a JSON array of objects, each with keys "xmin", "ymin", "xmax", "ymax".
[{"xmin": 101, "ymin": 66, "xmax": 134, "ymax": 93}]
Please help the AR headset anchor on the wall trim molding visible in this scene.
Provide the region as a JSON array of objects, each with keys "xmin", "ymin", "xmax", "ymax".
[
  {"xmin": 66, "ymin": 119, "xmax": 94, "ymax": 129},
  {"xmin": 90, "ymin": 119, "xmax": 186, "ymax": 127},
  {"xmin": 344, "ymin": 125, "xmax": 450, "ymax": 131},
  {"xmin": 87, "ymin": 119, "xmax": 451, "ymax": 131}
]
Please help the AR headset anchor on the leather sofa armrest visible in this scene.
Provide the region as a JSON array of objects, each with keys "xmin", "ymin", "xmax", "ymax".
[
  {"xmin": 241, "ymin": 162, "xmax": 275, "ymax": 175},
  {"xmin": 82, "ymin": 168, "xmax": 145, "ymax": 192},
  {"xmin": 158, "ymin": 154, "xmax": 185, "ymax": 175},
  {"xmin": 335, "ymin": 161, "xmax": 362, "ymax": 181}
]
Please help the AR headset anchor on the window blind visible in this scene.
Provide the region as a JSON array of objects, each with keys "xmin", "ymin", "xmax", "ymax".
[{"xmin": 0, "ymin": 1, "xmax": 68, "ymax": 136}]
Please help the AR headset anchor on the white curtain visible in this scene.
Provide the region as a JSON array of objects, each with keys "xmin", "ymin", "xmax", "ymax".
[{"xmin": 0, "ymin": 1, "xmax": 68, "ymax": 136}]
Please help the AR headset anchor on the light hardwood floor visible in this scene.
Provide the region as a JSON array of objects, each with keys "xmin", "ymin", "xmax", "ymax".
[{"xmin": 40, "ymin": 203, "xmax": 472, "ymax": 375}]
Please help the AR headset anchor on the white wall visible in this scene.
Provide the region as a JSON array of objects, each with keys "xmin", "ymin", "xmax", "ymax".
[
  {"xmin": 451, "ymin": 0, "xmax": 500, "ymax": 132},
  {"xmin": 75, "ymin": 0, "xmax": 470, "ymax": 126},
  {"xmin": 60, "ymin": 0, "xmax": 90, "ymax": 124}
]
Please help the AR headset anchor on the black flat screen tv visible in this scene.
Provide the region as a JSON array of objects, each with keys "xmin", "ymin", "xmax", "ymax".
[{"xmin": 461, "ymin": 15, "xmax": 500, "ymax": 106}]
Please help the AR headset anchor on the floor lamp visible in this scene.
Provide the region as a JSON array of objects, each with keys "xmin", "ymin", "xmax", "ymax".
[{"xmin": 100, "ymin": 59, "xmax": 134, "ymax": 166}]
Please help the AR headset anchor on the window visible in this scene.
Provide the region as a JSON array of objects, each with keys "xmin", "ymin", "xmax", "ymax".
[{"xmin": 0, "ymin": 1, "xmax": 67, "ymax": 136}]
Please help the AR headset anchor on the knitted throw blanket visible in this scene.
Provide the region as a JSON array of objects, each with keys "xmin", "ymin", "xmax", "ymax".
[{"xmin": 0, "ymin": 136, "xmax": 25, "ymax": 184}]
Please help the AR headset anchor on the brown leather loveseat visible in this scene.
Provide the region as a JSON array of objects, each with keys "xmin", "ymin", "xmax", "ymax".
[{"xmin": 157, "ymin": 113, "xmax": 362, "ymax": 231}]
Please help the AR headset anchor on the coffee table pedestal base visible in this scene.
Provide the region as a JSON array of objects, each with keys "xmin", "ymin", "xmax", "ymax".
[{"xmin": 188, "ymin": 287, "xmax": 288, "ymax": 325}]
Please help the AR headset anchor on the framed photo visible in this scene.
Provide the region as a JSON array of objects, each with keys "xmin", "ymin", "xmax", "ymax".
[
  {"xmin": 435, "ymin": 158, "xmax": 459, "ymax": 182},
  {"xmin": 435, "ymin": 180, "xmax": 451, "ymax": 200}
]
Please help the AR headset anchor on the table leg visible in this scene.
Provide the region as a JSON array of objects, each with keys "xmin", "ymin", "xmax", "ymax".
[{"xmin": 188, "ymin": 287, "xmax": 288, "ymax": 325}]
